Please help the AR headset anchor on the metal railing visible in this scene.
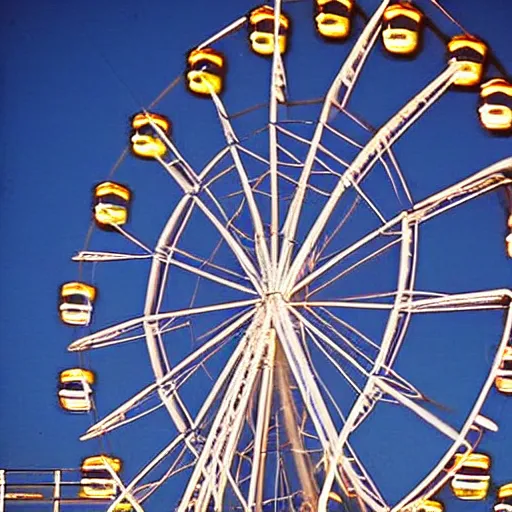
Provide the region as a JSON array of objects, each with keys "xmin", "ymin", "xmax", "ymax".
[{"xmin": 0, "ymin": 469, "xmax": 119, "ymax": 512}]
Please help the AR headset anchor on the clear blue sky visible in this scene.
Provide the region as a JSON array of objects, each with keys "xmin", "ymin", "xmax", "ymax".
[{"xmin": 1, "ymin": 0, "xmax": 511, "ymax": 511}]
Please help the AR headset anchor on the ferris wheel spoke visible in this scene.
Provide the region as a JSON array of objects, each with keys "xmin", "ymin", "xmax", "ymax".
[
  {"xmin": 289, "ymin": 307, "xmax": 370, "ymax": 383},
  {"xmin": 269, "ymin": 297, "xmax": 341, "ymax": 455},
  {"xmin": 304, "ymin": 323, "xmax": 365, "ymax": 401},
  {"xmin": 185, "ymin": 313, "xmax": 271, "ymax": 508},
  {"xmin": 99, "ymin": 461, "xmax": 145, "ymax": 512},
  {"xmin": 379, "ymin": 146, "xmax": 414, "ymax": 208},
  {"xmin": 193, "ymin": 196, "xmax": 264, "ymax": 294},
  {"xmin": 268, "ymin": 0, "xmax": 288, "ymax": 277},
  {"xmin": 73, "ymin": 248, "xmax": 255, "ymax": 296},
  {"xmin": 292, "ymin": 300, "xmax": 393, "ymax": 311},
  {"xmin": 235, "ymin": 146, "xmax": 272, "ymax": 171},
  {"xmin": 373, "ymin": 374, "xmax": 468, "ymax": 441},
  {"xmin": 410, "ymin": 156, "xmax": 512, "ymax": 225},
  {"xmin": 316, "ymin": 306, "xmax": 381, "ymax": 355},
  {"xmin": 307, "ymin": 238, "xmax": 401, "ymax": 299},
  {"xmin": 320, "ymin": 300, "xmax": 512, "ymax": 512},
  {"xmin": 302, "ymin": 305, "xmax": 423, "ymax": 404},
  {"xmin": 274, "ymin": 129, "xmax": 354, "ymax": 195},
  {"xmin": 274, "ymin": 324, "xmax": 378, "ymax": 510},
  {"xmin": 276, "ymin": 142, "xmax": 302, "ymax": 167},
  {"xmin": 107, "ymin": 433, "xmax": 186, "ymax": 512},
  {"xmin": 195, "ymin": 350, "xmax": 272, "ymax": 511},
  {"xmin": 177, "ymin": 310, "xmax": 272, "ymax": 512},
  {"xmin": 307, "ymin": 153, "xmax": 390, "ymax": 224},
  {"xmin": 338, "ymin": 444, "xmax": 386, "ymax": 510},
  {"xmin": 115, "ymin": 335, "xmax": 250, "ymax": 507},
  {"xmin": 152, "ymin": 186, "xmax": 254, "ymax": 315},
  {"xmin": 278, "ymin": 170, "xmax": 332, "ymax": 198},
  {"xmin": 283, "ymin": 62, "xmax": 462, "ymax": 294},
  {"xmin": 291, "ymin": 214, "xmax": 404, "ymax": 298},
  {"xmin": 198, "ymin": 145, "xmax": 234, "ymax": 183},
  {"xmin": 247, "ymin": 332, "xmax": 277, "ymax": 510},
  {"xmin": 158, "ymin": 311, "xmax": 262, "ymax": 485},
  {"xmin": 203, "ymin": 179, "xmax": 244, "ymax": 226},
  {"xmin": 139, "ymin": 115, "xmax": 200, "ymax": 192},
  {"xmin": 202, "ymin": 183, "xmax": 258, "ymax": 254},
  {"xmin": 323, "ymin": 123, "xmax": 364, "ymax": 151},
  {"xmin": 275, "ymin": 125, "xmax": 313, "ymax": 148},
  {"xmin": 91, "ymin": 322, "xmax": 190, "ymax": 352},
  {"xmin": 197, "ymin": 16, "xmax": 247, "ymax": 49},
  {"xmin": 316, "ymin": 142, "xmax": 351, "ymax": 170},
  {"xmin": 317, "ymin": 221, "xmax": 415, "ymax": 510},
  {"xmin": 208, "ymin": 90, "xmax": 272, "ymax": 284},
  {"xmin": 277, "ymin": 0, "xmax": 391, "ymax": 284},
  {"xmin": 293, "ymin": 157, "xmax": 512, "ymax": 301},
  {"xmin": 301, "ymin": 305, "xmax": 379, "ymax": 367},
  {"xmin": 329, "ymin": 106, "xmax": 413, "ymax": 208},
  {"xmin": 347, "ymin": 176, "xmax": 388, "ymax": 225},
  {"xmin": 73, "ymin": 250, "xmax": 153, "ymax": 262},
  {"xmin": 172, "ymin": 248, "xmax": 249, "ymax": 282},
  {"xmin": 401, "ymin": 289, "xmax": 512, "ymax": 313},
  {"xmin": 318, "ymin": 375, "xmax": 463, "ymax": 512},
  {"xmin": 162, "ymin": 328, "xmax": 265, "ymax": 511},
  {"xmin": 111, "ymin": 327, "xmax": 268, "ymax": 512},
  {"xmin": 201, "ymin": 162, "xmax": 235, "ymax": 192},
  {"xmin": 321, "ymin": 290, "xmax": 446, "ymax": 302},
  {"xmin": 168, "ymin": 256, "xmax": 258, "ymax": 296},
  {"xmin": 82, "ymin": 307, "xmax": 257, "ymax": 442},
  {"xmin": 68, "ymin": 298, "xmax": 259, "ymax": 352},
  {"xmin": 106, "ymin": 224, "xmax": 152, "ymax": 253}
]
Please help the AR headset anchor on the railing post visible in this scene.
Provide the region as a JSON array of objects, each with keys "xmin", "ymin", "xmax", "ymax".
[
  {"xmin": 0, "ymin": 470, "xmax": 5, "ymax": 512},
  {"xmin": 54, "ymin": 470, "xmax": 61, "ymax": 512}
]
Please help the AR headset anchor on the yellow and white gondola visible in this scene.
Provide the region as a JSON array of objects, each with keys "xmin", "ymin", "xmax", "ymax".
[
  {"xmin": 450, "ymin": 452, "xmax": 491, "ymax": 500},
  {"xmin": 186, "ymin": 48, "xmax": 226, "ymax": 96},
  {"xmin": 495, "ymin": 346, "xmax": 512, "ymax": 393},
  {"xmin": 248, "ymin": 6, "xmax": 290, "ymax": 56},
  {"xmin": 315, "ymin": 0, "xmax": 353, "ymax": 40},
  {"xmin": 479, "ymin": 78, "xmax": 512, "ymax": 132},
  {"xmin": 130, "ymin": 112, "xmax": 170, "ymax": 159},
  {"xmin": 382, "ymin": 2, "xmax": 423, "ymax": 55},
  {"xmin": 93, "ymin": 181, "xmax": 131, "ymax": 229},
  {"xmin": 79, "ymin": 455, "xmax": 122, "ymax": 499},
  {"xmin": 447, "ymin": 35, "xmax": 487, "ymax": 87},
  {"xmin": 58, "ymin": 368, "xmax": 95, "ymax": 412},
  {"xmin": 58, "ymin": 282, "xmax": 96, "ymax": 326},
  {"xmin": 495, "ymin": 483, "xmax": 512, "ymax": 512}
]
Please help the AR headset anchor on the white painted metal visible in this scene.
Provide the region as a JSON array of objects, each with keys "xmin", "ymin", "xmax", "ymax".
[{"xmin": 46, "ymin": 2, "xmax": 512, "ymax": 511}]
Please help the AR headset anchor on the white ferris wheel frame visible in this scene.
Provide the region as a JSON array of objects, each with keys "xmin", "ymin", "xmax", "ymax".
[{"xmin": 65, "ymin": 1, "xmax": 512, "ymax": 511}]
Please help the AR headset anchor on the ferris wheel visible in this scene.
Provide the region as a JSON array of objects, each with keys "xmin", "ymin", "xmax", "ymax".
[{"xmin": 34, "ymin": 0, "xmax": 512, "ymax": 511}]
